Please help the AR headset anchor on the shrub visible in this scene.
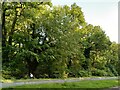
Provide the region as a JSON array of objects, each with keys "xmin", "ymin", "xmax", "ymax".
[
  {"xmin": 2, "ymin": 70, "xmax": 11, "ymax": 79},
  {"xmin": 105, "ymin": 68, "xmax": 115, "ymax": 77},
  {"xmin": 91, "ymin": 68, "xmax": 107, "ymax": 76},
  {"xmin": 106, "ymin": 65, "xmax": 118, "ymax": 76},
  {"xmin": 78, "ymin": 70, "xmax": 89, "ymax": 77}
]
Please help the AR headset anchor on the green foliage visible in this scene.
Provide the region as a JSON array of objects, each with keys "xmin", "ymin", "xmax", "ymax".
[
  {"xmin": 91, "ymin": 68, "xmax": 107, "ymax": 76},
  {"xmin": 105, "ymin": 68, "xmax": 115, "ymax": 77},
  {"xmin": 2, "ymin": 70, "xmax": 11, "ymax": 79},
  {"xmin": 78, "ymin": 70, "xmax": 89, "ymax": 77},
  {"xmin": 2, "ymin": 2, "xmax": 118, "ymax": 79}
]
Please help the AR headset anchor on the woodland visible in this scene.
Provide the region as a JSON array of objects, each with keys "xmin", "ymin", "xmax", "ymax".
[{"xmin": 1, "ymin": 2, "xmax": 120, "ymax": 79}]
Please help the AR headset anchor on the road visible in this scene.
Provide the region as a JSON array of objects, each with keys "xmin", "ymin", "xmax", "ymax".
[
  {"xmin": 0, "ymin": 77, "xmax": 119, "ymax": 89},
  {"xmin": 103, "ymin": 86, "xmax": 120, "ymax": 90}
]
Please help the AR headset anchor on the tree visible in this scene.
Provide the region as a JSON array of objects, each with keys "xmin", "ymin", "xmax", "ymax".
[
  {"xmin": 2, "ymin": 2, "xmax": 52, "ymax": 78},
  {"xmin": 80, "ymin": 24, "xmax": 111, "ymax": 75},
  {"xmin": 2, "ymin": 2, "xmax": 118, "ymax": 79}
]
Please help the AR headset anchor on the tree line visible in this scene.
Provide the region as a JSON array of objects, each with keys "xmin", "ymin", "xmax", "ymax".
[{"xmin": 2, "ymin": 2, "xmax": 119, "ymax": 79}]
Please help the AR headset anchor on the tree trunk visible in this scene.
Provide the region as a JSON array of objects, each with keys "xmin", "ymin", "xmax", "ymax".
[
  {"xmin": 8, "ymin": 9, "xmax": 17, "ymax": 45},
  {"xmin": 27, "ymin": 58, "xmax": 38, "ymax": 78},
  {"xmin": 2, "ymin": 2, "xmax": 6, "ymax": 47}
]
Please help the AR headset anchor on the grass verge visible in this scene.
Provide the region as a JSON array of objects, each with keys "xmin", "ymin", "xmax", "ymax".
[{"xmin": 2, "ymin": 79, "xmax": 119, "ymax": 89}]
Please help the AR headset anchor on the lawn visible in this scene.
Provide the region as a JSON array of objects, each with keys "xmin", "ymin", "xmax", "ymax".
[{"xmin": 2, "ymin": 79, "xmax": 119, "ymax": 90}]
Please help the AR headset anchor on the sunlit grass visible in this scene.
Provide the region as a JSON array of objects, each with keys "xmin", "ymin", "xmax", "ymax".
[{"xmin": 3, "ymin": 79, "xmax": 119, "ymax": 89}]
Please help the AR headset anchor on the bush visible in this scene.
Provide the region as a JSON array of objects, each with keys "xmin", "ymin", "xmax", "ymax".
[
  {"xmin": 105, "ymin": 68, "xmax": 115, "ymax": 77},
  {"xmin": 91, "ymin": 68, "xmax": 107, "ymax": 76},
  {"xmin": 2, "ymin": 70, "xmax": 12, "ymax": 79},
  {"xmin": 109, "ymin": 66, "xmax": 118, "ymax": 76},
  {"xmin": 78, "ymin": 70, "xmax": 90, "ymax": 77},
  {"xmin": 106, "ymin": 65, "xmax": 118, "ymax": 76}
]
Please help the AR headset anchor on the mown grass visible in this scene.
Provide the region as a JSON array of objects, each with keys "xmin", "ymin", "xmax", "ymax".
[{"xmin": 2, "ymin": 79, "xmax": 119, "ymax": 90}]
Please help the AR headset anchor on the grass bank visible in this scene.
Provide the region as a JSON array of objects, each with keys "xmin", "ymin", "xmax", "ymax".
[{"xmin": 2, "ymin": 79, "xmax": 119, "ymax": 89}]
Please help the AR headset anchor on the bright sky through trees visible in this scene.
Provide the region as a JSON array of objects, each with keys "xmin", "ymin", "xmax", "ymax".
[{"xmin": 51, "ymin": 0, "xmax": 118, "ymax": 43}]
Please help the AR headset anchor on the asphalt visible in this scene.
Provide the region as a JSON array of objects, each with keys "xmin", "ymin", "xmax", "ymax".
[{"xmin": 103, "ymin": 87, "xmax": 120, "ymax": 90}]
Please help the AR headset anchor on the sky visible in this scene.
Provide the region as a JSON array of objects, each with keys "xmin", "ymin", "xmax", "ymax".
[{"xmin": 51, "ymin": 0, "xmax": 119, "ymax": 43}]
